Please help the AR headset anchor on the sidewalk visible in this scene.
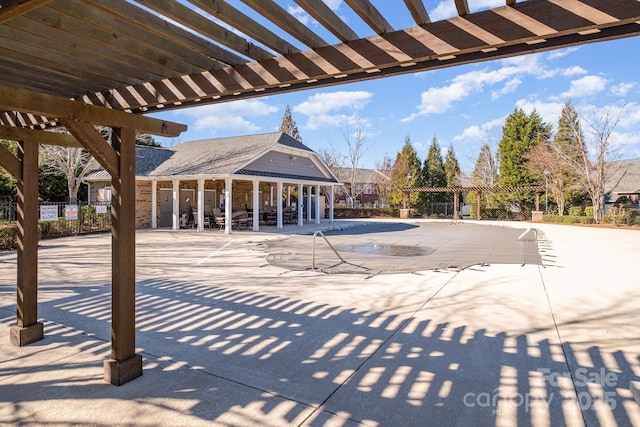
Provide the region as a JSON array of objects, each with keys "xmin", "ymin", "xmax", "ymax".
[{"xmin": 0, "ymin": 219, "xmax": 638, "ymax": 426}]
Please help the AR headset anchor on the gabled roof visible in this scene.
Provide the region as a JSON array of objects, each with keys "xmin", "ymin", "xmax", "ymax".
[
  {"xmin": 84, "ymin": 132, "xmax": 339, "ymax": 184},
  {"xmin": 606, "ymin": 158, "xmax": 640, "ymax": 196},
  {"xmin": 149, "ymin": 132, "xmax": 312, "ymax": 176}
]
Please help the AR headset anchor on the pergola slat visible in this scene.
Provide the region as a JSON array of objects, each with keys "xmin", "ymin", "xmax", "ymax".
[
  {"xmin": 294, "ymin": 0, "xmax": 360, "ymax": 42},
  {"xmin": 133, "ymin": 0, "xmax": 274, "ymax": 61},
  {"xmin": 404, "ymin": 0, "xmax": 431, "ymax": 25},
  {"xmin": 240, "ymin": 0, "xmax": 328, "ymax": 49},
  {"xmin": 0, "ymin": 0, "xmax": 53, "ymax": 24},
  {"xmin": 188, "ymin": 0, "xmax": 299, "ymax": 55},
  {"xmin": 344, "ymin": 0, "xmax": 394, "ymax": 35}
]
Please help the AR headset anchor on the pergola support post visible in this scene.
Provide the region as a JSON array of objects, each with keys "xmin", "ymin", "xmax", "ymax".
[
  {"xmin": 103, "ymin": 127, "xmax": 142, "ymax": 386},
  {"xmin": 453, "ymin": 192, "xmax": 459, "ymax": 220},
  {"xmin": 476, "ymin": 192, "xmax": 482, "ymax": 221},
  {"xmin": 10, "ymin": 141, "xmax": 43, "ymax": 346}
]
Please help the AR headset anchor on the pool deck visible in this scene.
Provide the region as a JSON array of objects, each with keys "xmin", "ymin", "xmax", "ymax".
[{"xmin": 0, "ymin": 219, "xmax": 639, "ymax": 426}]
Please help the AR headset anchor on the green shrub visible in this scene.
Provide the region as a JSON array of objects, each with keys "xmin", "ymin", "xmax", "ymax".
[
  {"xmin": 584, "ymin": 206, "xmax": 594, "ymax": 218},
  {"xmin": 542, "ymin": 214, "xmax": 594, "ymax": 224},
  {"xmin": 603, "ymin": 205, "xmax": 631, "ymax": 226},
  {"xmin": 568, "ymin": 206, "xmax": 583, "ymax": 216},
  {"xmin": 0, "ymin": 224, "xmax": 17, "ymax": 250}
]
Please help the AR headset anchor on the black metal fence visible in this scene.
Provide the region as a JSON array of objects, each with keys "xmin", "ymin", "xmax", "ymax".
[{"xmin": 0, "ymin": 201, "xmax": 111, "ymax": 240}]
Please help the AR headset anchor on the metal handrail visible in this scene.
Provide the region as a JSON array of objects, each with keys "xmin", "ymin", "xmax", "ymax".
[{"xmin": 312, "ymin": 230, "xmax": 345, "ymax": 269}]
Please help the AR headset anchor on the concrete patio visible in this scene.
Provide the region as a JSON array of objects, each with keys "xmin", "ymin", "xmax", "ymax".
[{"xmin": 0, "ymin": 219, "xmax": 638, "ymax": 426}]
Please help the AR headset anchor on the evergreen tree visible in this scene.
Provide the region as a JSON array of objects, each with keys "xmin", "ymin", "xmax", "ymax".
[
  {"xmin": 421, "ymin": 137, "xmax": 446, "ymax": 204},
  {"xmin": 498, "ymin": 108, "xmax": 551, "ymax": 205},
  {"xmin": 279, "ymin": 105, "xmax": 302, "ymax": 142},
  {"xmin": 443, "ymin": 145, "xmax": 461, "ymax": 202},
  {"xmin": 553, "ymin": 100, "xmax": 587, "ymax": 209},
  {"xmin": 388, "ymin": 135, "xmax": 422, "ymax": 209}
]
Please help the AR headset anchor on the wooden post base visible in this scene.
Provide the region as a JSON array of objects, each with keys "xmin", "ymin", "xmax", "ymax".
[
  {"xmin": 10, "ymin": 322, "xmax": 44, "ymax": 346},
  {"xmin": 103, "ymin": 354, "xmax": 143, "ymax": 386}
]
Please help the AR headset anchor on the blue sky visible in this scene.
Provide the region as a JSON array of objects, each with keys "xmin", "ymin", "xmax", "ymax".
[{"xmin": 150, "ymin": 1, "xmax": 640, "ymax": 174}]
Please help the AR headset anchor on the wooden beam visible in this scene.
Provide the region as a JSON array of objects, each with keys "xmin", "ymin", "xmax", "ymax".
[
  {"xmin": 0, "ymin": 142, "xmax": 21, "ymax": 179},
  {"xmin": 454, "ymin": 0, "xmax": 470, "ymax": 16},
  {"xmin": 134, "ymin": 0, "xmax": 274, "ymax": 61},
  {"xmin": 62, "ymin": 120, "xmax": 119, "ymax": 179},
  {"xmin": 0, "ymin": 83, "xmax": 187, "ymax": 137},
  {"xmin": 294, "ymin": 0, "xmax": 359, "ymax": 42},
  {"xmin": 0, "ymin": 0, "xmax": 53, "ymax": 24},
  {"xmin": 188, "ymin": 0, "xmax": 299, "ymax": 55},
  {"xmin": 404, "ymin": 0, "xmax": 430, "ymax": 25},
  {"xmin": 344, "ymin": 0, "xmax": 394, "ymax": 34},
  {"xmin": 240, "ymin": 0, "xmax": 327, "ymax": 48},
  {"xmin": 0, "ymin": 126, "xmax": 81, "ymax": 147}
]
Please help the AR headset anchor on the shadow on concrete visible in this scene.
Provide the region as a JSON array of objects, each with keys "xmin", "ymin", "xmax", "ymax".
[{"xmin": 1, "ymin": 277, "xmax": 638, "ymax": 426}]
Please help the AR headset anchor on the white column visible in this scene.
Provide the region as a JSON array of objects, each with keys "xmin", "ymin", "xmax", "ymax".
[
  {"xmin": 197, "ymin": 178, "xmax": 205, "ymax": 232},
  {"xmin": 307, "ymin": 185, "xmax": 312, "ymax": 222},
  {"xmin": 329, "ymin": 185, "xmax": 335, "ymax": 222},
  {"xmin": 172, "ymin": 179, "xmax": 179, "ymax": 230},
  {"xmin": 252, "ymin": 179, "xmax": 260, "ymax": 231},
  {"xmin": 315, "ymin": 184, "xmax": 321, "ymax": 224},
  {"xmin": 286, "ymin": 186, "xmax": 291, "ymax": 207},
  {"xmin": 298, "ymin": 183, "xmax": 304, "ymax": 226},
  {"xmin": 151, "ymin": 180, "xmax": 157, "ymax": 229},
  {"xmin": 224, "ymin": 178, "xmax": 232, "ymax": 234},
  {"xmin": 277, "ymin": 181, "xmax": 283, "ymax": 229}
]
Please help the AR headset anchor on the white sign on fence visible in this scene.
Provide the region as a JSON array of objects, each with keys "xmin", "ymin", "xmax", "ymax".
[
  {"xmin": 96, "ymin": 205, "xmax": 108, "ymax": 214},
  {"xmin": 65, "ymin": 205, "xmax": 78, "ymax": 220},
  {"xmin": 39, "ymin": 205, "xmax": 58, "ymax": 221}
]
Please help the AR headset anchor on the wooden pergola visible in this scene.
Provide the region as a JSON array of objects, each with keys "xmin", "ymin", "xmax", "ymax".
[
  {"xmin": 1, "ymin": 0, "xmax": 639, "ymax": 385},
  {"xmin": 402, "ymin": 185, "xmax": 545, "ymax": 219}
]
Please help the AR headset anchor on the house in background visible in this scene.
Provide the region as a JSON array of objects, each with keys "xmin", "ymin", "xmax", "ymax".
[
  {"xmin": 605, "ymin": 158, "xmax": 640, "ymax": 207},
  {"xmin": 331, "ymin": 167, "xmax": 391, "ymax": 208},
  {"xmin": 84, "ymin": 132, "xmax": 341, "ymax": 233}
]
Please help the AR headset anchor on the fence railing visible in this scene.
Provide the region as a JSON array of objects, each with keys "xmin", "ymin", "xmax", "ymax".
[{"xmin": 0, "ymin": 201, "xmax": 112, "ymax": 240}]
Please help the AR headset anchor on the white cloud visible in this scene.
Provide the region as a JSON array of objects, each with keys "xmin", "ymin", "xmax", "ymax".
[
  {"xmin": 402, "ymin": 64, "xmax": 531, "ymax": 122},
  {"xmin": 454, "ymin": 118, "xmax": 504, "ymax": 142},
  {"xmin": 323, "ymin": 0, "xmax": 343, "ymax": 11},
  {"xmin": 491, "ymin": 78, "xmax": 522, "ymax": 100},
  {"xmin": 562, "ymin": 66, "xmax": 587, "ymax": 77},
  {"xmin": 288, "ymin": 5, "xmax": 310, "ymax": 25},
  {"xmin": 612, "ymin": 82, "xmax": 636, "ymax": 97},
  {"xmin": 559, "ymin": 75, "xmax": 608, "ymax": 99},
  {"xmin": 294, "ymin": 91, "xmax": 373, "ymax": 130},
  {"xmin": 514, "ymin": 99, "xmax": 564, "ymax": 126},
  {"xmin": 180, "ymin": 99, "xmax": 278, "ymax": 131}
]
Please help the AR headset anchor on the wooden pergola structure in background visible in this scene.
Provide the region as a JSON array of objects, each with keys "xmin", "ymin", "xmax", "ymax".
[
  {"xmin": 403, "ymin": 186, "xmax": 545, "ymax": 219},
  {"xmin": 1, "ymin": 0, "xmax": 639, "ymax": 385}
]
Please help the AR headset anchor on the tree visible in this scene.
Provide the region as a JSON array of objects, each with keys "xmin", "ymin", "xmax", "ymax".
[
  {"xmin": 337, "ymin": 121, "xmax": 372, "ymax": 207},
  {"xmin": 561, "ymin": 103, "xmax": 624, "ymax": 222},
  {"xmin": 374, "ymin": 154, "xmax": 394, "ymax": 207},
  {"xmin": 468, "ymin": 143, "xmax": 499, "ymax": 216},
  {"xmin": 388, "ymin": 135, "xmax": 422, "ymax": 208},
  {"xmin": 525, "ymin": 100, "xmax": 584, "ymax": 215},
  {"xmin": 498, "ymin": 108, "xmax": 552, "ymax": 205},
  {"xmin": 0, "ymin": 139, "xmax": 17, "ymax": 202},
  {"xmin": 421, "ymin": 137, "xmax": 447, "ymax": 205},
  {"xmin": 39, "ymin": 144, "xmax": 97, "ymax": 203},
  {"xmin": 443, "ymin": 145, "xmax": 461, "ymax": 202},
  {"xmin": 471, "ymin": 144, "xmax": 498, "ymax": 187},
  {"xmin": 279, "ymin": 105, "xmax": 302, "ymax": 142}
]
